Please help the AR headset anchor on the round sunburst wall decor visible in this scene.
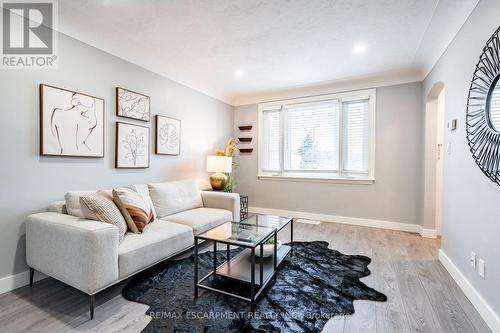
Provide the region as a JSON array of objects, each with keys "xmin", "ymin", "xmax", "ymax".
[{"xmin": 466, "ymin": 26, "xmax": 500, "ymax": 186}]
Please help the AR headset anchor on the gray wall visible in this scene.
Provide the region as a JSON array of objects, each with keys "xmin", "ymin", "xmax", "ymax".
[
  {"xmin": 233, "ymin": 82, "xmax": 424, "ymax": 225},
  {"xmin": 0, "ymin": 33, "xmax": 233, "ymax": 279},
  {"xmin": 423, "ymin": 0, "xmax": 500, "ymax": 315}
]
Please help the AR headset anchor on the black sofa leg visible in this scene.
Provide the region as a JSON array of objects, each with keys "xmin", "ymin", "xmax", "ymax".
[
  {"xmin": 90, "ymin": 295, "xmax": 95, "ymax": 320},
  {"xmin": 29, "ymin": 268, "xmax": 34, "ymax": 287}
]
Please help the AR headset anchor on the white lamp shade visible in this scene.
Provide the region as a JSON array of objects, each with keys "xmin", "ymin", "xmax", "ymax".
[{"xmin": 206, "ymin": 155, "xmax": 232, "ymax": 173}]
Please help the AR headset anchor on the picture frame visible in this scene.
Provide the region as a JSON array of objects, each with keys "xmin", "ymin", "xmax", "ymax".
[
  {"xmin": 155, "ymin": 115, "xmax": 181, "ymax": 155},
  {"xmin": 39, "ymin": 84, "xmax": 105, "ymax": 157},
  {"xmin": 115, "ymin": 122, "xmax": 150, "ymax": 168},
  {"xmin": 116, "ymin": 87, "xmax": 150, "ymax": 122}
]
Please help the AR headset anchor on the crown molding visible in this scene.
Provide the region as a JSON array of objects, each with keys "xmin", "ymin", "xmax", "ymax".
[{"xmin": 232, "ymin": 69, "xmax": 423, "ymax": 106}]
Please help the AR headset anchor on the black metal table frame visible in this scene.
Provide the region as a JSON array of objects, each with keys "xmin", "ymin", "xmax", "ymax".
[{"xmin": 193, "ymin": 218, "xmax": 294, "ymax": 311}]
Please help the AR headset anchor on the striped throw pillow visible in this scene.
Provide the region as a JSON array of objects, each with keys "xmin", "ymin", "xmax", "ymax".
[{"xmin": 113, "ymin": 185, "xmax": 154, "ymax": 233}]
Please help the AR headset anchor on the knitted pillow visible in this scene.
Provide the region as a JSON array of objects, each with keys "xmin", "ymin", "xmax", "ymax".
[
  {"xmin": 113, "ymin": 185, "xmax": 155, "ymax": 233},
  {"xmin": 80, "ymin": 194, "xmax": 128, "ymax": 243},
  {"xmin": 65, "ymin": 190, "xmax": 113, "ymax": 218}
]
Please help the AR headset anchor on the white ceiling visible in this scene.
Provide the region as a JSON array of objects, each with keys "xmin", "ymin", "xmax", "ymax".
[{"xmin": 54, "ymin": 0, "xmax": 478, "ymax": 105}]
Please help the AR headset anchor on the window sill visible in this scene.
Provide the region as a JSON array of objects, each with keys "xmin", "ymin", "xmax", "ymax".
[{"xmin": 257, "ymin": 175, "xmax": 375, "ymax": 185}]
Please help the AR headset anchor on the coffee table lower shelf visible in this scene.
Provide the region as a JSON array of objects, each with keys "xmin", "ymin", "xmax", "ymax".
[
  {"xmin": 217, "ymin": 245, "xmax": 290, "ymax": 284},
  {"xmin": 196, "ymin": 245, "xmax": 291, "ymax": 307}
]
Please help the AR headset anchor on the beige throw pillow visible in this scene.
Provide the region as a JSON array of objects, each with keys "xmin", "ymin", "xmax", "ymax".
[
  {"xmin": 113, "ymin": 185, "xmax": 154, "ymax": 234},
  {"xmin": 80, "ymin": 195, "xmax": 127, "ymax": 243},
  {"xmin": 65, "ymin": 191, "xmax": 97, "ymax": 218},
  {"xmin": 64, "ymin": 190, "xmax": 113, "ymax": 218},
  {"xmin": 79, "ymin": 191, "xmax": 114, "ymax": 220}
]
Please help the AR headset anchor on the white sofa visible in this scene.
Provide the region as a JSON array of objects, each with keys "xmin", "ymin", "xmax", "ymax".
[{"xmin": 25, "ymin": 180, "xmax": 240, "ymax": 319}]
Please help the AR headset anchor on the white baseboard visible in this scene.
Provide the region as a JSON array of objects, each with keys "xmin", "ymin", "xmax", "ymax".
[
  {"xmin": 249, "ymin": 206, "xmax": 437, "ymax": 238},
  {"xmin": 421, "ymin": 228, "xmax": 437, "ymax": 238},
  {"xmin": 439, "ymin": 249, "xmax": 500, "ymax": 332},
  {"xmin": 0, "ymin": 269, "xmax": 48, "ymax": 295}
]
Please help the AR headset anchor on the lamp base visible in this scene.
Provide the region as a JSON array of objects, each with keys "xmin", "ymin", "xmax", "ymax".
[{"xmin": 210, "ymin": 173, "xmax": 228, "ymax": 191}]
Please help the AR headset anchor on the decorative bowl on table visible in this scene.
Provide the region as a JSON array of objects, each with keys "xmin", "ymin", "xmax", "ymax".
[{"xmin": 256, "ymin": 240, "xmax": 282, "ymax": 258}]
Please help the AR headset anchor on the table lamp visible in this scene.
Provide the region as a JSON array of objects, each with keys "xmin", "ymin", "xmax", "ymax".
[{"xmin": 206, "ymin": 155, "xmax": 232, "ymax": 191}]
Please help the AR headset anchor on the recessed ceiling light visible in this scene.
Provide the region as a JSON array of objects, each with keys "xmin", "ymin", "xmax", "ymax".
[
  {"xmin": 234, "ymin": 69, "xmax": 245, "ymax": 78},
  {"xmin": 352, "ymin": 43, "xmax": 367, "ymax": 55}
]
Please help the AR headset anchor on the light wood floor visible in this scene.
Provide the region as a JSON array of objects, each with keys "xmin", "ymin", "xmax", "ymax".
[{"xmin": 0, "ymin": 221, "xmax": 491, "ymax": 333}]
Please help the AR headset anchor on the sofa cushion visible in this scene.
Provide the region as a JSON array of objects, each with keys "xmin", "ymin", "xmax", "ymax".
[
  {"xmin": 118, "ymin": 220, "xmax": 193, "ymax": 278},
  {"xmin": 148, "ymin": 180, "xmax": 203, "ymax": 218},
  {"xmin": 162, "ymin": 207, "xmax": 232, "ymax": 235}
]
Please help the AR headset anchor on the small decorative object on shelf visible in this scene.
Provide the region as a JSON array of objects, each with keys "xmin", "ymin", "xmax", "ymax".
[
  {"xmin": 238, "ymin": 148, "xmax": 253, "ymax": 153},
  {"xmin": 238, "ymin": 137, "xmax": 252, "ymax": 143},
  {"xmin": 238, "ymin": 125, "xmax": 253, "ymax": 131},
  {"xmin": 240, "ymin": 195, "xmax": 248, "ymax": 221},
  {"xmin": 256, "ymin": 239, "xmax": 282, "ymax": 258}
]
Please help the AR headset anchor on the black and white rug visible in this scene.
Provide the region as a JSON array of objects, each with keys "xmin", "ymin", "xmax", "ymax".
[{"xmin": 122, "ymin": 241, "xmax": 386, "ymax": 332}]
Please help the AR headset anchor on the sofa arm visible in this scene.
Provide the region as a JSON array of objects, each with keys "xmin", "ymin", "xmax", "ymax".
[
  {"xmin": 26, "ymin": 212, "xmax": 119, "ymax": 294},
  {"xmin": 200, "ymin": 191, "xmax": 240, "ymax": 221}
]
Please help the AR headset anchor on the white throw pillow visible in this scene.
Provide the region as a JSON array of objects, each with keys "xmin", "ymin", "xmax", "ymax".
[{"xmin": 65, "ymin": 190, "xmax": 112, "ymax": 218}]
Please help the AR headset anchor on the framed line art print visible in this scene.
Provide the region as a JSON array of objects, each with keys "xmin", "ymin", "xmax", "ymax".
[
  {"xmin": 155, "ymin": 115, "xmax": 181, "ymax": 155},
  {"xmin": 116, "ymin": 87, "xmax": 150, "ymax": 121},
  {"xmin": 40, "ymin": 84, "xmax": 105, "ymax": 157},
  {"xmin": 115, "ymin": 122, "xmax": 150, "ymax": 168}
]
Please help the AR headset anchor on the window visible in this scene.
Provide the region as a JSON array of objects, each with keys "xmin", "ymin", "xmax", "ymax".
[
  {"xmin": 258, "ymin": 89, "xmax": 375, "ymax": 183},
  {"xmin": 342, "ymin": 99, "xmax": 369, "ymax": 175},
  {"xmin": 261, "ymin": 110, "xmax": 281, "ymax": 171}
]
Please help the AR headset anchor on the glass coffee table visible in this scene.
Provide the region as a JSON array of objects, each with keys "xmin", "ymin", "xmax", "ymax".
[{"xmin": 194, "ymin": 214, "xmax": 293, "ymax": 310}]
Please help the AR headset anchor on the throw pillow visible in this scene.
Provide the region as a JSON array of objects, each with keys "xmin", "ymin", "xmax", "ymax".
[
  {"xmin": 64, "ymin": 191, "xmax": 97, "ymax": 218},
  {"xmin": 79, "ymin": 195, "xmax": 128, "ymax": 243},
  {"xmin": 65, "ymin": 190, "xmax": 113, "ymax": 218},
  {"xmin": 113, "ymin": 185, "xmax": 155, "ymax": 233},
  {"xmin": 134, "ymin": 184, "xmax": 157, "ymax": 219},
  {"xmin": 79, "ymin": 191, "xmax": 114, "ymax": 220}
]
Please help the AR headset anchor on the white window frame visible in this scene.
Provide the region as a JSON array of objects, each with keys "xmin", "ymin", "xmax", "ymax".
[{"xmin": 258, "ymin": 89, "xmax": 376, "ymax": 184}]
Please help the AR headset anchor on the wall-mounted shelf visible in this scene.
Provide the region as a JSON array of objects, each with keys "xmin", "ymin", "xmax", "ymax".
[{"xmin": 237, "ymin": 124, "xmax": 253, "ymax": 154}]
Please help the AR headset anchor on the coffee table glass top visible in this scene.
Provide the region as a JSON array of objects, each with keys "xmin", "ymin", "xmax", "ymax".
[
  {"xmin": 239, "ymin": 214, "xmax": 292, "ymax": 232},
  {"xmin": 196, "ymin": 222, "xmax": 275, "ymax": 247}
]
